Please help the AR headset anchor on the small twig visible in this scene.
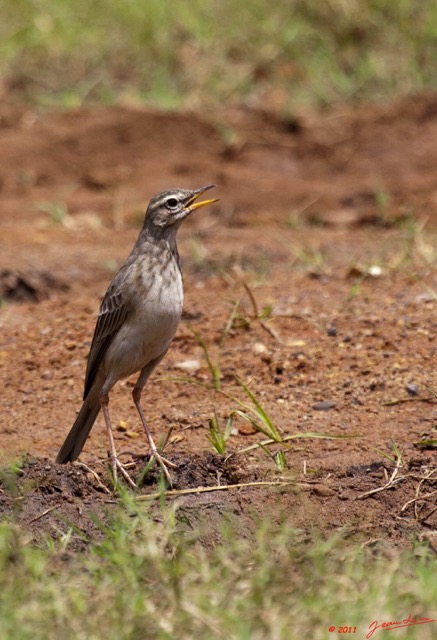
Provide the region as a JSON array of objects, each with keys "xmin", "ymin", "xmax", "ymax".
[
  {"xmin": 221, "ymin": 297, "xmax": 243, "ymax": 341},
  {"xmin": 401, "ymin": 491, "xmax": 437, "ymax": 516},
  {"xmin": 422, "ymin": 506, "xmax": 437, "ymax": 524},
  {"xmin": 231, "ymin": 431, "xmax": 359, "ymax": 457},
  {"xmin": 159, "ymin": 426, "xmax": 174, "ymax": 451},
  {"xmin": 27, "ymin": 505, "xmax": 59, "ymax": 524},
  {"xmin": 423, "ymin": 383, "xmax": 437, "ymax": 398},
  {"xmin": 134, "ymin": 480, "xmax": 294, "ymax": 501},
  {"xmin": 357, "ymin": 452, "xmax": 404, "ymax": 500},
  {"xmin": 383, "ymin": 397, "xmax": 436, "ymax": 406},
  {"xmin": 242, "ymin": 280, "xmax": 259, "ymax": 317},
  {"xmin": 242, "ymin": 281, "xmax": 283, "ymax": 343},
  {"xmin": 75, "ymin": 462, "xmax": 112, "ymax": 494},
  {"xmin": 400, "ymin": 472, "xmax": 437, "ymax": 481},
  {"xmin": 357, "ymin": 477, "xmax": 405, "ymax": 500},
  {"xmin": 400, "ymin": 468, "xmax": 437, "ymax": 520}
]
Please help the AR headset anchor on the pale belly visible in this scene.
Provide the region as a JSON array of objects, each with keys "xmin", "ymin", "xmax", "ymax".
[{"xmin": 102, "ymin": 266, "xmax": 183, "ymax": 385}]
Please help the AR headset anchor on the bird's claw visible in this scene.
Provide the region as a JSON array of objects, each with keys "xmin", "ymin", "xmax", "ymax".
[
  {"xmin": 110, "ymin": 455, "xmax": 137, "ymax": 490},
  {"xmin": 150, "ymin": 449, "xmax": 176, "ymax": 487}
]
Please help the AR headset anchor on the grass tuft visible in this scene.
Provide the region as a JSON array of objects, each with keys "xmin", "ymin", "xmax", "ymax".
[
  {"xmin": 0, "ymin": 504, "xmax": 436, "ymax": 639},
  {"xmin": 208, "ymin": 408, "xmax": 233, "ymax": 454}
]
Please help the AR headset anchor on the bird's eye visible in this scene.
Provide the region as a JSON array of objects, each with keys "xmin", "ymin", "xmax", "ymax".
[{"xmin": 166, "ymin": 197, "xmax": 179, "ymax": 209}]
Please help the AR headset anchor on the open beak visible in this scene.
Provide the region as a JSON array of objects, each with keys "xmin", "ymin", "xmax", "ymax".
[{"xmin": 186, "ymin": 184, "xmax": 218, "ymax": 212}]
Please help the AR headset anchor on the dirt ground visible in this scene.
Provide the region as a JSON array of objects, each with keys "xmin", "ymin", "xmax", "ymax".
[{"xmin": 0, "ymin": 94, "xmax": 436, "ymax": 550}]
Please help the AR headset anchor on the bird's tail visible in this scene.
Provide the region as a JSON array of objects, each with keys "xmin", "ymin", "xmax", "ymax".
[{"xmin": 56, "ymin": 391, "xmax": 101, "ymax": 463}]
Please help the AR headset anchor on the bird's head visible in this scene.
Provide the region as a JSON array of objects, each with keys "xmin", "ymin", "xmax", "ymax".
[{"xmin": 145, "ymin": 185, "xmax": 218, "ymax": 230}]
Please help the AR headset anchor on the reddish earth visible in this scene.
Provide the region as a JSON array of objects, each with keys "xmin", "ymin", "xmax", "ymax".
[{"xmin": 0, "ymin": 95, "xmax": 436, "ymax": 549}]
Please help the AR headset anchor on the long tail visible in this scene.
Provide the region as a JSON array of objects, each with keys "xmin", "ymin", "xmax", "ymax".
[{"xmin": 56, "ymin": 391, "xmax": 101, "ymax": 463}]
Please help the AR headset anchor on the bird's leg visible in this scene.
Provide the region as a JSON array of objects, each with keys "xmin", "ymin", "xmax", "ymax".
[
  {"xmin": 99, "ymin": 391, "xmax": 137, "ymax": 490},
  {"xmin": 132, "ymin": 364, "xmax": 176, "ymax": 486}
]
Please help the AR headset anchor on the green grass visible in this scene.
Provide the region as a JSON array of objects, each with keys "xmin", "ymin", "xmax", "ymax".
[
  {"xmin": 1, "ymin": 0, "xmax": 437, "ymax": 108},
  {"xmin": 208, "ymin": 408, "xmax": 233, "ymax": 454},
  {"xmin": 0, "ymin": 501, "xmax": 436, "ymax": 640}
]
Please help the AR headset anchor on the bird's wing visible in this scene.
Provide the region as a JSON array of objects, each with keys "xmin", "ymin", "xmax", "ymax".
[{"xmin": 83, "ymin": 273, "xmax": 131, "ymax": 399}]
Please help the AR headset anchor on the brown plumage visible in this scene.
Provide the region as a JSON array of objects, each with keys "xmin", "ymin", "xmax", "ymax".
[{"xmin": 56, "ymin": 185, "xmax": 217, "ymax": 487}]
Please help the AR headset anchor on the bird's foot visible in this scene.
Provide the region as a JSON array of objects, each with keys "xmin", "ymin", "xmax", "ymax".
[
  {"xmin": 109, "ymin": 455, "xmax": 137, "ymax": 490},
  {"xmin": 148, "ymin": 448, "xmax": 176, "ymax": 487}
]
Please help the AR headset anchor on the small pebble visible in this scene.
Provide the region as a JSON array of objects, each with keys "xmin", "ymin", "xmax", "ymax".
[
  {"xmin": 313, "ymin": 484, "xmax": 335, "ymax": 497},
  {"xmin": 287, "ymin": 339, "xmax": 306, "ymax": 347},
  {"xmin": 327, "ymin": 326, "xmax": 337, "ymax": 337},
  {"xmin": 312, "ymin": 400, "xmax": 336, "ymax": 411},
  {"xmin": 368, "ymin": 265, "xmax": 382, "ymax": 277},
  {"xmin": 406, "ymin": 382, "xmax": 419, "ymax": 397},
  {"xmin": 174, "ymin": 359, "xmax": 201, "ymax": 372},
  {"xmin": 253, "ymin": 342, "xmax": 268, "ymax": 354}
]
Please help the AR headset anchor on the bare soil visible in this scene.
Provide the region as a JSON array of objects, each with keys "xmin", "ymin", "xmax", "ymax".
[{"xmin": 0, "ymin": 95, "xmax": 436, "ymax": 550}]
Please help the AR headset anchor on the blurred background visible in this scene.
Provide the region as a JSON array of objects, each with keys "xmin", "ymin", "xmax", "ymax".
[{"xmin": 2, "ymin": 0, "xmax": 437, "ymax": 111}]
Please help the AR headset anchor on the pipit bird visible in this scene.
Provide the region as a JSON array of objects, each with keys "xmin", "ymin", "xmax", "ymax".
[{"xmin": 56, "ymin": 185, "xmax": 218, "ymax": 487}]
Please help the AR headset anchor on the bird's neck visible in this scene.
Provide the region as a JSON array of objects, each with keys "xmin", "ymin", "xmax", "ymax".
[
  {"xmin": 137, "ymin": 221, "xmax": 179, "ymax": 250},
  {"xmin": 134, "ymin": 223, "xmax": 182, "ymax": 275}
]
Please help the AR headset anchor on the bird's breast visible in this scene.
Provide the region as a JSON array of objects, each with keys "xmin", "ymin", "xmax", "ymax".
[
  {"xmin": 102, "ymin": 251, "xmax": 184, "ymax": 383},
  {"xmin": 139, "ymin": 257, "xmax": 183, "ymax": 328}
]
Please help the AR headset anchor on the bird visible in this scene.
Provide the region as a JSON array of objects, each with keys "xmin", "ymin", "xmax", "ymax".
[{"xmin": 56, "ymin": 185, "xmax": 218, "ymax": 487}]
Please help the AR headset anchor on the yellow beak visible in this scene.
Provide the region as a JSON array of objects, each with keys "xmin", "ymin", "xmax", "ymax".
[
  {"xmin": 188, "ymin": 197, "xmax": 218, "ymax": 212},
  {"xmin": 186, "ymin": 185, "xmax": 218, "ymax": 212}
]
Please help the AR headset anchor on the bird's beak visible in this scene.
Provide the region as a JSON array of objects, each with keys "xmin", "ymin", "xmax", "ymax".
[{"xmin": 186, "ymin": 185, "xmax": 218, "ymax": 212}]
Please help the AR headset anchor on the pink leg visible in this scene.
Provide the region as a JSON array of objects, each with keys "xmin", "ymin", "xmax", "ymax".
[
  {"xmin": 132, "ymin": 355, "xmax": 176, "ymax": 485},
  {"xmin": 100, "ymin": 391, "xmax": 136, "ymax": 489}
]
